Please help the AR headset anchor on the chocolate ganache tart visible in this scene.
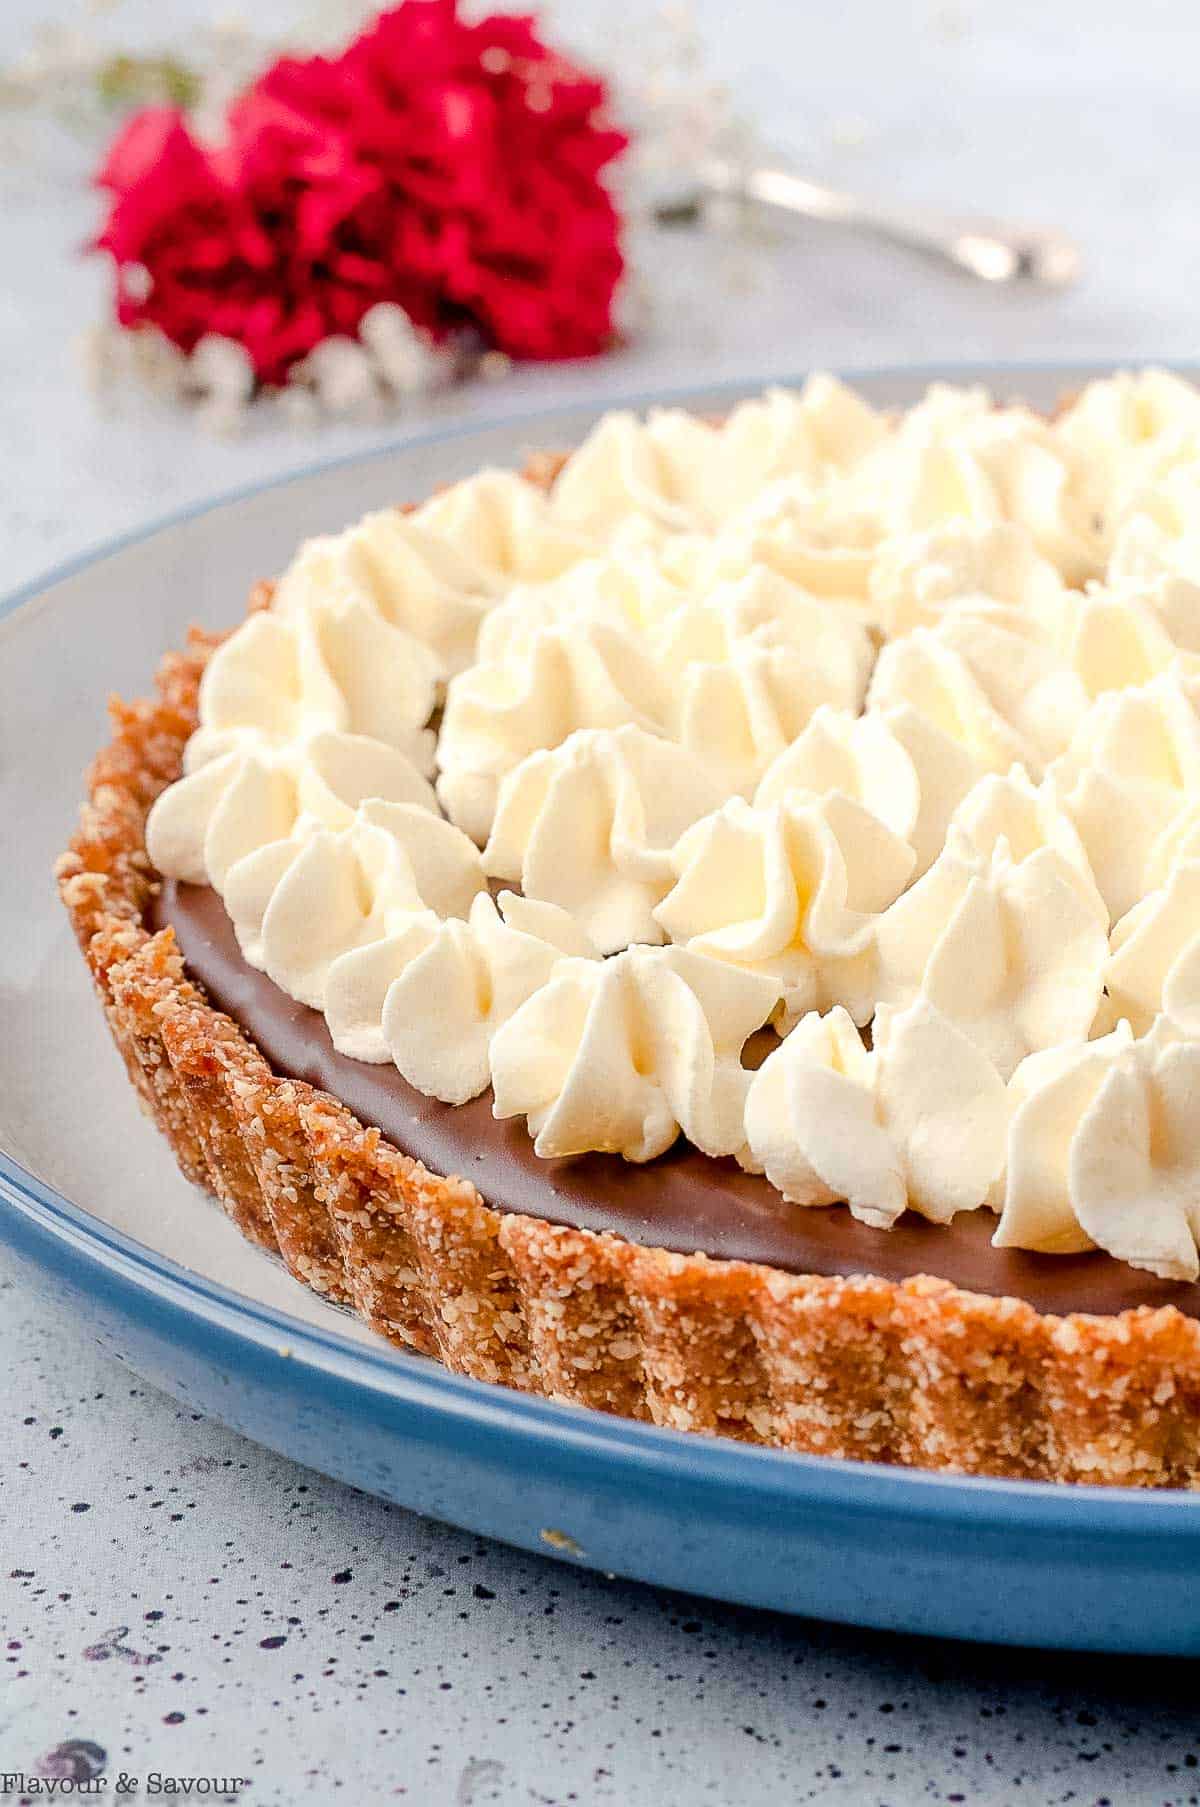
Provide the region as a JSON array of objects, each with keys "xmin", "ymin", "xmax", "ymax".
[{"xmin": 59, "ymin": 372, "xmax": 1200, "ymax": 1486}]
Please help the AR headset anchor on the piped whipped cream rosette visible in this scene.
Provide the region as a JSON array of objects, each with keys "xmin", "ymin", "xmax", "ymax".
[
  {"xmin": 272, "ymin": 475, "xmax": 594, "ymax": 682},
  {"xmin": 858, "ymin": 512, "xmax": 1198, "ymax": 687},
  {"xmin": 467, "ymin": 548, "xmax": 688, "ymax": 665},
  {"xmin": 1102, "ymin": 860, "xmax": 1200, "ymax": 1038},
  {"xmin": 410, "ymin": 469, "xmax": 595, "ymax": 593},
  {"xmin": 1056, "ymin": 581, "xmax": 1200, "ymax": 700},
  {"xmin": 482, "ymin": 725, "xmax": 727, "ymax": 954},
  {"xmin": 435, "ymin": 587, "xmax": 673, "ymax": 845},
  {"xmin": 755, "ymin": 699, "xmax": 998, "ymax": 881},
  {"xmin": 654, "ymin": 568, "xmax": 874, "ymax": 796},
  {"xmin": 867, "ymin": 519, "xmax": 1067, "ymax": 640},
  {"xmin": 326, "ymin": 891, "xmax": 593, "ymax": 1074},
  {"xmin": 489, "ymin": 944, "xmax": 780, "ymax": 1163},
  {"xmin": 862, "ymin": 578, "xmax": 1200, "ymax": 866},
  {"xmin": 378, "ymin": 892, "xmax": 599, "ymax": 1104},
  {"xmin": 742, "ymin": 1000, "xmax": 1008, "ymax": 1228},
  {"xmin": 186, "ymin": 598, "xmax": 438, "ymax": 777},
  {"xmin": 145, "ymin": 728, "xmax": 439, "ymax": 890},
  {"xmin": 951, "ymin": 766, "xmax": 1108, "ymax": 923},
  {"xmin": 1131, "ymin": 573, "xmax": 1200, "ymax": 656},
  {"xmin": 872, "ymin": 806, "xmax": 1109, "ymax": 1080},
  {"xmin": 861, "ymin": 383, "xmax": 1105, "ymax": 583},
  {"xmin": 1091, "ymin": 374, "xmax": 1200, "ymax": 587},
  {"xmin": 168, "ymin": 772, "xmax": 597, "ymax": 1092},
  {"xmin": 753, "ymin": 706, "xmax": 922, "ymax": 844},
  {"xmin": 629, "ymin": 389, "xmax": 1099, "ymax": 630},
  {"xmin": 856, "ymin": 609, "xmax": 1082, "ymax": 878},
  {"xmin": 629, "ymin": 486, "xmax": 879, "ymax": 622},
  {"xmin": 549, "ymin": 376, "xmax": 887, "ymax": 536},
  {"xmin": 164, "ymin": 465, "xmax": 603, "ymax": 806},
  {"xmin": 994, "ymin": 1016, "xmax": 1200, "ymax": 1282},
  {"xmin": 867, "ymin": 602, "xmax": 1089, "ymax": 781},
  {"xmin": 436, "ymin": 557, "xmax": 872, "ymax": 841},
  {"xmin": 1057, "ymin": 368, "xmax": 1200, "ymax": 538},
  {"xmin": 989, "ymin": 555, "xmax": 1200, "ymax": 700},
  {"xmin": 219, "ymin": 799, "xmax": 485, "ymax": 1000},
  {"xmin": 1110, "ymin": 475, "xmax": 1200, "ymax": 590},
  {"xmin": 270, "ymin": 512, "xmax": 485, "ymax": 686},
  {"xmin": 1047, "ymin": 667, "xmax": 1200, "ymax": 919},
  {"xmin": 653, "ymin": 792, "xmax": 915, "ymax": 1030},
  {"xmin": 723, "ymin": 384, "xmax": 1099, "ymax": 597}
]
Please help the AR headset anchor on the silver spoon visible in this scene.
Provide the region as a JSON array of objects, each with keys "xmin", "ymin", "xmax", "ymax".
[{"xmin": 657, "ymin": 155, "xmax": 1082, "ymax": 289}]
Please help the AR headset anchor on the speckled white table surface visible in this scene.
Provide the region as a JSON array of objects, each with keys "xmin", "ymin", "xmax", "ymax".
[{"xmin": 5, "ymin": 2, "xmax": 1200, "ymax": 1801}]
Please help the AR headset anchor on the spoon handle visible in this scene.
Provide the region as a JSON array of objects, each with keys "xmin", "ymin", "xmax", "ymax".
[{"xmin": 701, "ymin": 157, "xmax": 1082, "ymax": 288}]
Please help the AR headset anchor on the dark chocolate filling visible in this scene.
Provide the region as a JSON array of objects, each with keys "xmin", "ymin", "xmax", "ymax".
[{"xmin": 151, "ymin": 880, "xmax": 1200, "ymax": 1318}]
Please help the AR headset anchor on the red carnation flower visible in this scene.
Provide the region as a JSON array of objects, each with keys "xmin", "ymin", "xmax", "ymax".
[{"xmin": 93, "ymin": 0, "xmax": 627, "ymax": 385}]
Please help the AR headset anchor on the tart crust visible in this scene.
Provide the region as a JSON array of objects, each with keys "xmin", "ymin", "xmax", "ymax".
[{"xmin": 56, "ymin": 580, "xmax": 1200, "ymax": 1492}]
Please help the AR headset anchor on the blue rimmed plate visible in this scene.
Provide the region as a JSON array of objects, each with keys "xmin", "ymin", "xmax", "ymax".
[{"xmin": 5, "ymin": 365, "xmax": 1200, "ymax": 1656}]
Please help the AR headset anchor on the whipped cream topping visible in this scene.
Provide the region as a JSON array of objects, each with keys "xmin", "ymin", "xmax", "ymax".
[
  {"xmin": 688, "ymin": 482, "xmax": 881, "ymax": 616},
  {"xmin": 1103, "ymin": 860, "xmax": 1200, "ymax": 1037},
  {"xmin": 868, "ymin": 520, "xmax": 1066, "ymax": 639},
  {"xmin": 192, "ymin": 602, "xmax": 439, "ymax": 775},
  {"xmin": 1008, "ymin": 568, "xmax": 1200, "ymax": 710},
  {"xmin": 1057, "ymin": 369, "xmax": 1200, "ymax": 528},
  {"xmin": 654, "ymin": 792, "xmax": 914, "ymax": 1029},
  {"xmin": 867, "ymin": 603, "xmax": 1088, "ymax": 779},
  {"xmin": 436, "ymin": 555, "xmax": 870, "ymax": 839},
  {"xmin": 659, "ymin": 568, "xmax": 873, "ymax": 795},
  {"xmin": 270, "ymin": 512, "xmax": 489, "ymax": 685},
  {"xmin": 1048, "ymin": 668, "xmax": 1200, "ymax": 919},
  {"xmin": 873, "ymin": 812, "xmax": 1108, "ymax": 1079},
  {"xmin": 410, "ymin": 469, "xmax": 594, "ymax": 592},
  {"xmin": 223, "ymin": 799, "xmax": 484, "ymax": 1005},
  {"xmin": 381, "ymin": 891, "xmax": 597, "ymax": 1105},
  {"xmin": 662, "ymin": 383, "xmax": 1105, "ymax": 615},
  {"xmin": 1110, "ymin": 479, "xmax": 1200, "ymax": 590},
  {"xmin": 272, "ymin": 477, "xmax": 593, "ymax": 681},
  {"xmin": 1094, "ymin": 375, "xmax": 1200, "ymax": 589},
  {"xmin": 549, "ymin": 376, "xmax": 886, "ymax": 536},
  {"xmin": 143, "ymin": 370, "xmax": 1200, "ymax": 1280},
  {"xmin": 753, "ymin": 706, "xmax": 922, "ymax": 845},
  {"xmin": 145, "ymin": 729, "xmax": 439, "ymax": 891},
  {"xmin": 744, "ymin": 1000, "xmax": 1008, "ymax": 1228},
  {"xmin": 435, "ymin": 592, "xmax": 670, "ymax": 844},
  {"xmin": 483, "ymin": 725, "xmax": 727, "ymax": 954},
  {"xmin": 870, "ymin": 385, "xmax": 1104, "ymax": 582},
  {"xmin": 950, "ymin": 766, "xmax": 1108, "ymax": 923},
  {"xmin": 995, "ymin": 1017, "xmax": 1200, "ymax": 1281},
  {"xmin": 1137, "ymin": 573, "xmax": 1200, "ymax": 656},
  {"xmin": 490, "ymin": 944, "xmax": 779, "ymax": 1162}
]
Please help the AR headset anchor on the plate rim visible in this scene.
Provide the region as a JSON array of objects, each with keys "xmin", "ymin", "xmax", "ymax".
[{"xmin": 10, "ymin": 355, "xmax": 1200, "ymax": 1534}]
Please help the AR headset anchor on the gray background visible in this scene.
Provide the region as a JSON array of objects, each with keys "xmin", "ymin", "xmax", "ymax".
[{"xmin": 3, "ymin": 1, "xmax": 1199, "ymax": 1800}]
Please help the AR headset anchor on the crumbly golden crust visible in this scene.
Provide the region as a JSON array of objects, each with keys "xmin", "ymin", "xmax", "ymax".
[{"xmin": 54, "ymin": 544, "xmax": 1200, "ymax": 1489}]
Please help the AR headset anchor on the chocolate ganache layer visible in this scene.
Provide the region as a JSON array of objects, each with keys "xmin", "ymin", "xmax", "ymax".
[{"xmin": 152, "ymin": 879, "xmax": 1200, "ymax": 1319}]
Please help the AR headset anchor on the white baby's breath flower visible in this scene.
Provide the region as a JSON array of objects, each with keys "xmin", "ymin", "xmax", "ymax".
[
  {"xmin": 188, "ymin": 334, "xmax": 254, "ymax": 403},
  {"xmin": 183, "ymin": 334, "xmax": 255, "ymax": 436},
  {"xmin": 295, "ymin": 336, "xmax": 383, "ymax": 419},
  {"xmin": 76, "ymin": 321, "xmax": 123, "ymax": 398},
  {"xmin": 358, "ymin": 303, "xmax": 444, "ymax": 397},
  {"xmin": 129, "ymin": 325, "xmax": 189, "ymax": 400}
]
